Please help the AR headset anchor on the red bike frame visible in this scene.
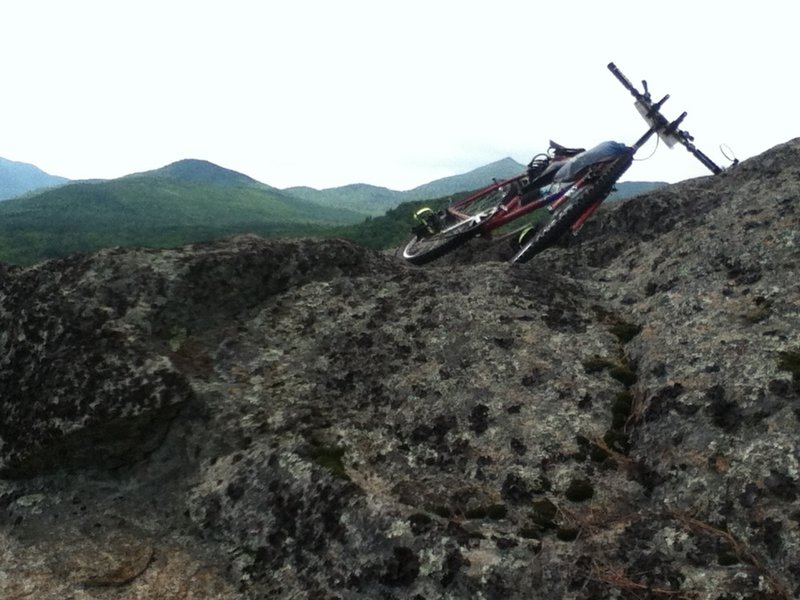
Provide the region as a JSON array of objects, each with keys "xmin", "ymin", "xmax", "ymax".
[{"xmin": 447, "ymin": 165, "xmax": 612, "ymax": 238}]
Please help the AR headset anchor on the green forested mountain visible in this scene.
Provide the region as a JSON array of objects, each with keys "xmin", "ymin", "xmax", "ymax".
[
  {"xmin": 134, "ymin": 158, "xmax": 264, "ymax": 187},
  {"xmin": 284, "ymin": 157, "xmax": 666, "ymax": 214},
  {"xmin": 0, "ymin": 157, "xmax": 69, "ymax": 200},
  {"xmin": 0, "ymin": 161, "xmax": 364, "ymax": 265},
  {"xmin": 284, "ymin": 157, "xmax": 525, "ymax": 216},
  {"xmin": 285, "ymin": 183, "xmax": 403, "ymax": 216},
  {"xmin": 0, "ymin": 156, "xmax": 666, "ymax": 266},
  {"xmin": 319, "ymin": 194, "xmax": 467, "ymax": 251},
  {"xmin": 402, "ymin": 157, "xmax": 525, "ymax": 201}
]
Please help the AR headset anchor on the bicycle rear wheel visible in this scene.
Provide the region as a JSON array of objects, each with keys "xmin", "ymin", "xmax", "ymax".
[
  {"xmin": 511, "ymin": 155, "xmax": 632, "ymax": 264},
  {"xmin": 402, "ymin": 175, "xmax": 524, "ymax": 265}
]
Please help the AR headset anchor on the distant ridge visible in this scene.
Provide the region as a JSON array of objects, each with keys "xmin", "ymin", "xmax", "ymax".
[
  {"xmin": 284, "ymin": 158, "xmax": 527, "ymax": 216},
  {"xmin": 133, "ymin": 159, "xmax": 262, "ymax": 187},
  {"xmin": 403, "ymin": 157, "xmax": 524, "ymax": 201},
  {"xmin": 0, "ymin": 157, "xmax": 68, "ymax": 201},
  {"xmin": 283, "ymin": 157, "xmax": 665, "ymax": 214},
  {"xmin": 284, "ymin": 183, "xmax": 402, "ymax": 216},
  {"xmin": 0, "ymin": 159, "xmax": 365, "ymax": 265},
  {"xmin": 0, "ymin": 155, "xmax": 668, "ymax": 265}
]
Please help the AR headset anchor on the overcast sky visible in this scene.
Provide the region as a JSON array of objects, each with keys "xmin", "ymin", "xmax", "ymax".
[{"xmin": 1, "ymin": 1, "xmax": 797, "ymax": 190}]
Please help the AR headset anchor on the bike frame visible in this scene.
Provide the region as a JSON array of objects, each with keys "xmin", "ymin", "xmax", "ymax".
[{"xmin": 447, "ymin": 158, "xmax": 622, "ymax": 238}]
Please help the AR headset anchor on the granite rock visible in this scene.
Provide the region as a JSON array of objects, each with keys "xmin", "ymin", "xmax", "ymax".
[{"xmin": 1, "ymin": 140, "xmax": 799, "ymax": 599}]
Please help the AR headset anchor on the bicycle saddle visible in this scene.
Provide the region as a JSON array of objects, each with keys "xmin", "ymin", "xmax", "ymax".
[{"xmin": 549, "ymin": 140, "xmax": 586, "ymax": 157}]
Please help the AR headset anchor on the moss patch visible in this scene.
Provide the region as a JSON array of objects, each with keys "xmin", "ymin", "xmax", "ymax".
[
  {"xmin": 583, "ymin": 357, "xmax": 617, "ymax": 374},
  {"xmin": 604, "ymin": 429, "xmax": 631, "ymax": 455},
  {"xmin": 583, "ymin": 357, "xmax": 638, "ymax": 386},
  {"xmin": 609, "ymin": 320, "xmax": 642, "ymax": 344},
  {"xmin": 611, "ymin": 392, "xmax": 633, "ymax": 429},
  {"xmin": 609, "ymin": 364, "xmax": 638, "ymax": 387},
  {"xmin": 310, "ymin": 445, "xmax": 349, "ymax": 481},
  {"xmin": 589, "ymin": 305, "xmax": 642, "ymax": 343},
  {"xmin": 777, "ymin": 349, "xmax": 800, "ymax": 377}
]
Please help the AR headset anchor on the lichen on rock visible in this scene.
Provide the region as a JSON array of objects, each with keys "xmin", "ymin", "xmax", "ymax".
[{"xmin": 1, "ymin": 140, "xmax": 800, "ymax": 598}]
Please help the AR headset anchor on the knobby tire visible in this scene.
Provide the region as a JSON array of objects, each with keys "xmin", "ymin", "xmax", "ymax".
[{"xmin": 511, "ymin": 155, "xmax": 633, "ymax": 264}]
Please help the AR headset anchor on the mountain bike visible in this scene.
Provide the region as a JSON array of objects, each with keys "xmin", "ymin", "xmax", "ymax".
[{"xmin": 401, "ymin": 62, "xmax": 731, "ymax": 266}]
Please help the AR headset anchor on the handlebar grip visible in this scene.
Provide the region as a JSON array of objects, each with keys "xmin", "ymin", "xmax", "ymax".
[
  {"xmin": 607, "ymin": 62, "xmax": 642, "ymax": 100},
  {"xmin": 687, "ymin": 146, "xmax": 723, "ymax": 175}
]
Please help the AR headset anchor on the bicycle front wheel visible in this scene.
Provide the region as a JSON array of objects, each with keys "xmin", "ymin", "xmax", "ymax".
[
  {"xmin": 402, "ymin": 176, "xmax": 524, "ymax": 266},
  {"xmin": 511, "ymin": 155, "xmax": 632, "ymax": 264}
]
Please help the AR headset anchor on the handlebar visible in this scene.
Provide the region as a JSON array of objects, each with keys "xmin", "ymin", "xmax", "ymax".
[
  {"xmin": 608, "ymin": 62, "xmax": 646, "ymax": 102},
  {"xmin": 607, "ymin": 62, "xmax": 723, "ymax": 175}
]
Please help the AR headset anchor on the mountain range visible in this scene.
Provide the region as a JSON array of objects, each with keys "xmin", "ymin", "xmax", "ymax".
[
  {"xmin": 0, "ymin": 155, "xmax": 664, "ymax": 210},
  {"xmin": 283, "ymin": 157, "xmax": 532, "ymax": 214},
  {"xmin": 0, "ymin": 156, "xmax": 665, "ymax": 265},
  {"xmin": 0, "ymin": 157, "xmax": 68, "ymax": 200}
]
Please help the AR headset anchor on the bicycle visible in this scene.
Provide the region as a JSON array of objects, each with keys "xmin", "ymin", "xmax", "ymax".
[{"xmin": 401, "ymin": 62, "xmax": 732, "ymax": 266}]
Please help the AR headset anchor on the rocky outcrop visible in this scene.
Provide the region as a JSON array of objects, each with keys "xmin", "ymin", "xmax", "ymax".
[{"xmin": 1, "ymin": 140, "xmax": 799, "ymax": 599}]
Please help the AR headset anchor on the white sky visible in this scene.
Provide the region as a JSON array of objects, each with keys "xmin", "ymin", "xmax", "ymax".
[{"xmin": 1, "ymin": 1, "xmax": 797, "ymax": 190}]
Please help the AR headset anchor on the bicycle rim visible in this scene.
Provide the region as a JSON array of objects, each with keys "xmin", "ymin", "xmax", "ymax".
[
  {"xmin": 402, "ymin": 176, "xmax": 524, "ymax": 265},
  {"xmin": 402, "ymin": 216, "xmax": 483, "ymax": 265}
]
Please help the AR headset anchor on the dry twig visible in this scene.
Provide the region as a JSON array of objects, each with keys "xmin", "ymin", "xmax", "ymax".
[{"xmin": 674, "ymin": 514, "xmax": 793, "ymax": 600}]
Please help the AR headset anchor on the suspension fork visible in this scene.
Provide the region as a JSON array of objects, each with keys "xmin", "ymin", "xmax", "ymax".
[
  {"xmin": 569, "ymin": 153, "xmax": 634, "ymax": 234},
  {"xmin": 570, "ymin": 199, "xmax": 603, "ymax": 234},
  {"xmin": 547, "ymin": 158, "xmax": 612, "ymax": 216},
  {"xmin": 547, "ymin": 177, "xmax": 589, "ymax": 213}
]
